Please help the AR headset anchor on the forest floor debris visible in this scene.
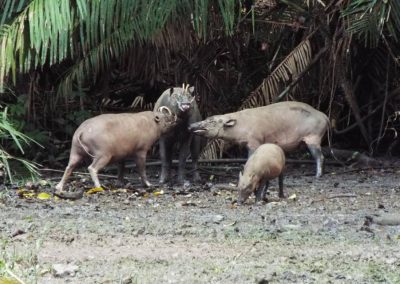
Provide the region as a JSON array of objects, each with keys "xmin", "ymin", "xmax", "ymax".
[{"xmin": 1, "ymin": 164, "xmax": 400, "ymax": 283}]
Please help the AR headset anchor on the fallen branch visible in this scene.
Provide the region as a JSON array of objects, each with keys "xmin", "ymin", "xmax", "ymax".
[
  {"xmin": 54, "ymin": 190, "xmax": 84, "ymax": 200},
  {"xmin": 123, "ymin": 158, "xmax": 343, "ymax": 168},
  {"xmin": 339, "ymin": 75, "xmax": 370, "ymax": 146},
  {"xmin": 321, "ymin": 147, "xmax": 384, "ymax": 168}
]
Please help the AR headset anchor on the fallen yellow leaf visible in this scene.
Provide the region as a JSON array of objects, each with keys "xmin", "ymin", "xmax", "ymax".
[
  {"xmin": 153, "ymin": 190, "xmax": 164, "ymax": 196},
  {"xmin": 37, "ymin": 192, "xmax": 51, "ymax": 200},
  {"xmin": 0, "ymin": 277, "xmax": 20, "ymax": 284},
  {"xmin": 111, "ymin": 188, "xmax": 128, "ymax": 193},
  {"xmin": 17, "ymin": 189, "xmax": 36, "ymax": 199},
  {"xmin": 86, "ymin": 187, "xmax": 104, "ymax": 195}
]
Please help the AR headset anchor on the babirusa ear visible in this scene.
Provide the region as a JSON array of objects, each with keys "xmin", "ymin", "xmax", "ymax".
[
  {"xmin": 224, "ymin": 119, "xmax": 237, "ymax": 127},
  {"xmin": 188, "ymin": 86, "xmax": 194, "ymax": 94}
]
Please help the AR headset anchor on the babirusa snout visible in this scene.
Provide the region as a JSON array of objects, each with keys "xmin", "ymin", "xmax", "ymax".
[{"xmin": 188, "ymin": 122, "xmax": 200, "ymax": 132}]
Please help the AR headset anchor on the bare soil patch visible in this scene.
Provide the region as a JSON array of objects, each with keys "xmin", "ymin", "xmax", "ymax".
[{"xmin": 1, "ymin": 163, "xmax": 400, "ymax": 283}]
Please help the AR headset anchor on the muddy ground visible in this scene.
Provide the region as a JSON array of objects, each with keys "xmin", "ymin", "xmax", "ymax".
[{"xmin": 1, "ymin": 161, "xmax": 400, "ymax": 284}]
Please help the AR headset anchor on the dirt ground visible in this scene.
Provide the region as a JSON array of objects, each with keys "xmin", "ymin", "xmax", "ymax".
[{"xmin": 1, "ymin": 161, "xmax": 400, "ymax": 284}]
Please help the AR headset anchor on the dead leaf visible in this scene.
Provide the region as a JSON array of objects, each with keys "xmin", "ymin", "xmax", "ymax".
[
  {"xmin": 0, "ymin": 277, "xmax": 20, "ymax": 284},
  {"xmin": 86, "ymin": 187, "xmax": 104, "ymax": 195},
  {"xmin": 16, "ymin": 189, "xmax": 35, "ymax": 199},
  {"xmin": 111, "ymin": 188, "xmax": 128, "ymax": 193},
  {"xmin": 288, "ymin": 194, "xmax": 297, "ymax": 200},
  {"xmin": 153, "ymin": 190, "xmax": 164, "ymax": 196},
  {"xmin": 37, "ymin": 192, "xmax": 51, "ymax": 200}
]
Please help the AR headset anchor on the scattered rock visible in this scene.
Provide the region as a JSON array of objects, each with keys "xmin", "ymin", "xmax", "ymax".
[
  {"xmin": 133, "ymin": 227, "xmax": 145, "ymax": 237},
  {"xmin": 212, "ymin": 214, "xmax": 225, "ymax": 224},
  {"xmin": 257, "ymin": 278, "xmax": 270, "ymax": 284},
  {"xmin": 371, "ymin": 214, "xmax": 400, "ymax": 226},
  {"xmin": 52, "ymin": 263, "xmax": 79, "ymax": 277},
  {"xmin": 179, "ymin": 200, "xmax": 197, "ymax": 207},
  {"xmin": 122, "ymin": 276, "xmax": 135, "ymax": 284},
  {"xmin": 11, "ymin": 229, "xmax": 25, "ymax": 238}
]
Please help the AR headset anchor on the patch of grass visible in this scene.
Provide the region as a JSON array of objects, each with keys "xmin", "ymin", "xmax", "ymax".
[
  {"xmin": 0, "ymin": 237, "xmax": 45, "ymax": 283},
  {"xmin": 363, "ymin": 262, "xmax": 400, "ymax": 283}
]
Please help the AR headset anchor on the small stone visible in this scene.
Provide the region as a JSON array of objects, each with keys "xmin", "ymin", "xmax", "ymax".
[
  {"xmin": 52, "ymin": 263, "xmax": 79, "ymax": 277},
  {"xmin": 133, "ymin": 227, "xmax": 145, "ymax": 237},
  {"xmin": 11, "ymin": 229, "xmax": 25, "ymax": 238},
  {"xmin": 212, "ymin": 215, "xmax": 225, "ymax": 224},
  {"xmin": 122, "ymin": 276, "xmax": 134, "ymax": 284},
  {"xmin": 128, "ymin": 194, "xmax": 136, "ymax": 200}
]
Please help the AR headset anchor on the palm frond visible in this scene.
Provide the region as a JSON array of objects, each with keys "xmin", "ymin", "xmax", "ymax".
[
  {"xmin": 1, "ymin": 0, "xmax": 242, "ymax": 95},
  {"xmin": 0, "ymin": 108, "xmax": 41, "ymax": 153},
  {"xmin": 218, "ymin": 0, "xmax": 238, "ymax": 36},
  {"xmin": 200, "ymin": 139, "xmax": 226, "ymax": 159},
  {"xmin": 201, "ymin": 39, "xmax": 313, "ymax": 159},
  {"xmin": 240, "ymin": 39, "xmax": 312, "ymax": 109},
  {"xmin": 0, "ymin": 0, "xmax": 29, "ymax": 25},
  {"xmin": 342, "ymin": 0, "xmax": 400, "ymax": 47},
  {"xmin": 0, "ymin": 107, "xmax": 40, "ymax": 182},
  {"xmin": 56, "ymin": 18, "xmax": 138, "ymax": 98}
]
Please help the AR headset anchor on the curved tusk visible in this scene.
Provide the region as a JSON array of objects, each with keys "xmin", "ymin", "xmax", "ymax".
[{"xmin": 158, "ymin": 106, "xmax": 173, "ymax": 116}]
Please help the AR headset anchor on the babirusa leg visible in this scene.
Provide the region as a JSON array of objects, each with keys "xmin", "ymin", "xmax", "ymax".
[{"xmin": 307, "ymin": 144, "xmax": 324, "ymax": 177}]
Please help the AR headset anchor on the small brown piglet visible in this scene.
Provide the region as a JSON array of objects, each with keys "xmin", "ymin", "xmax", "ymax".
[
  {"xmin": 55, "ymin": 107, "xmax": 176, "ymax": 192},
  {"xmin": 237, "ymin": 143, "xmax": 285, "ymax": 205}
]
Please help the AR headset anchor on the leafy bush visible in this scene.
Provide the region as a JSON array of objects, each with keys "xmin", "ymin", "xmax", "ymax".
[{"xmin": 0, "ymin": 108, "xmax": 40, "ymax": 183}]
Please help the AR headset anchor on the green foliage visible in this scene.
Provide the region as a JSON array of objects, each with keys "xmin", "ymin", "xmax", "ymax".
[
  {"xmin": 342, "ymin": 0, "xmax": 400, "ymax": 47},
  {"xmin": 4, "ymin": 95, "xmax": 49, "ymax": 151},
  {"xmin": 0, "ymin": 108, "xmax": 40, "ymax": 183},
  {"xmin": 0, "ymin": 0, "xmax": 243, "ymax": 96}
]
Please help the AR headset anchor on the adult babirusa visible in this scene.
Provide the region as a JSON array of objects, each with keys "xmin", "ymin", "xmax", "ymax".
[
  {"xmin": 55, "ymin": 107, "xmax": 177, "ymax": 192},
  {"xmin": 189, "ymin": 101, "xmax": 329, "ymax": 177},
  {"xmin": 154, "ymin": 84, "xmax": 203, "ymax": 185}
]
